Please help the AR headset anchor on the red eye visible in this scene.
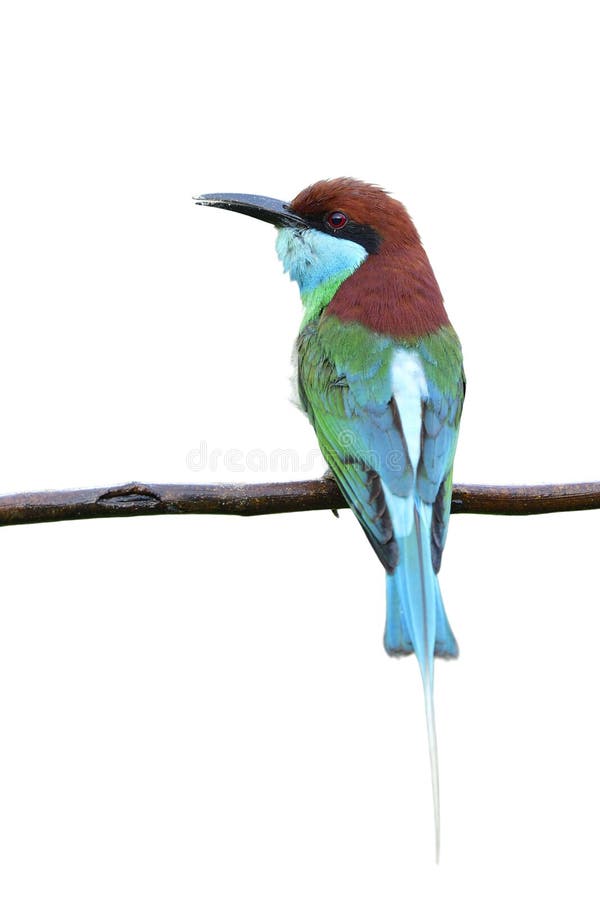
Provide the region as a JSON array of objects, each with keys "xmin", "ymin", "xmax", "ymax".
[{"xmin": 326, "ymin": 211, "xmax": 348, "ymax": 230}]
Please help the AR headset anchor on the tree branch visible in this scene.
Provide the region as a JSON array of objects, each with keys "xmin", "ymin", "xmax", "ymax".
[{"xmin": 0, "ymin": 479, "xmax": 598, "ymax": 527}]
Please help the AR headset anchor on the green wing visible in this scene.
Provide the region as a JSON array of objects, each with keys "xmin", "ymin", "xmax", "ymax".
[
  {"xmin": 297, "ymin": 316, "xmax": 464, "ymax": 573},
  {"xmin": 417, "ymin": 334, "xmax": 465, "ymax": 570}
]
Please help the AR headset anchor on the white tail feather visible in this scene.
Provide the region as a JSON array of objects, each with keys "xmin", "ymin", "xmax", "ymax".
[{"xmin": 423, "ymin": 669, "xmax": 440, "ymax": 863}]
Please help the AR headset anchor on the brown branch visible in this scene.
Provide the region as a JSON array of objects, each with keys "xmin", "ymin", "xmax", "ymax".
[{"xmin": 0, "ymin": 479, "xmax": 598, "ymax": 528}]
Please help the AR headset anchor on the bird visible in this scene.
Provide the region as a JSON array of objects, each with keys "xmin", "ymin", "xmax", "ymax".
[{"xmin": 195, "ymin": 178, "xmax": 465, "ymax": 861}]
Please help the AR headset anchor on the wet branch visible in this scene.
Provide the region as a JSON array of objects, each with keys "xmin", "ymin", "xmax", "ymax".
[{"xmin": 0, "ymin": 478, "xmax": 598, "ymax": 527}]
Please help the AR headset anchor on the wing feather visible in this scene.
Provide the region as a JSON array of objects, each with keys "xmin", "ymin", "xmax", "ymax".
[{"xmin": 297, "ymin": 318, "xmax": 464, "ymax": 573}]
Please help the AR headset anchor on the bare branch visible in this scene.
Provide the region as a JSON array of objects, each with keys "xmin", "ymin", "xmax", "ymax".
[{"xmin": 0, "ymin": 479, "xmax": 598, "ymax": 528}]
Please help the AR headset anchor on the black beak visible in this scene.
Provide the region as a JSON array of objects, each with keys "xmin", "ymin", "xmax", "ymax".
[{"xmin": 193, "ymin": 192, "xmax": 306, "ymax": 229}]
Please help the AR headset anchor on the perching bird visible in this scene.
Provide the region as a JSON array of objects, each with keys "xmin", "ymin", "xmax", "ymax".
[{"xmin": 195, "ymin": 178, "xmax": 464, "ymax": 860}]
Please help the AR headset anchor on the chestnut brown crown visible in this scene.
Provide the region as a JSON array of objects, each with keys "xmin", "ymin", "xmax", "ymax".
[{"xmin": 290, "ymin": 177, "xmax": 422, "ymax": 250}]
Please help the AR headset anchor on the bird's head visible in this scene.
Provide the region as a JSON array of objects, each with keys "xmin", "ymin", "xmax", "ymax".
[{"xmin": 195, "ymin": 177, "xmax": 421, "ymax": 296}]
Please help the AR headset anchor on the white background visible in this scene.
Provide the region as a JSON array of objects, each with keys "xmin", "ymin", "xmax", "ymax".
[{"xmin": 1, "ymin": 1, "xmax": 599, "ymax": 897}]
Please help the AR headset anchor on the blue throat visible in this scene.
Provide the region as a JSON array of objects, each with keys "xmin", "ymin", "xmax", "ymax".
[{"xmin": 275, "ymin": 227, "xmax": 368, "ymax": 296}]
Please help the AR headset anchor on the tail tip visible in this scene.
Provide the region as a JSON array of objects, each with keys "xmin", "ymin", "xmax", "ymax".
[{"xmin": 383, "ymin": 634, "xmax": 413, "ymax": 657}]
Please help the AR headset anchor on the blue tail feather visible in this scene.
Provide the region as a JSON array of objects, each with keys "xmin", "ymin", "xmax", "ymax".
[
  {"xmin": 383, "ymin": 498, "xmax": 457, "ymax": 862},
  {"xmin": 384, "ymin": 577, "xmax": 413, "ymax": 655},
  {"xmin": 384, "ymin": 502, "xmax": 458, "ymax": 660},
  {"xmin": 434, "ymin": 581, "xmax": 459, "ymax": 658}
]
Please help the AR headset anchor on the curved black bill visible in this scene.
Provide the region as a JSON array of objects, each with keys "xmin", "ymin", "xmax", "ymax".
[{"xmin": 193, "ymin": 192, "xmax": 305, "ymax": 228}]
